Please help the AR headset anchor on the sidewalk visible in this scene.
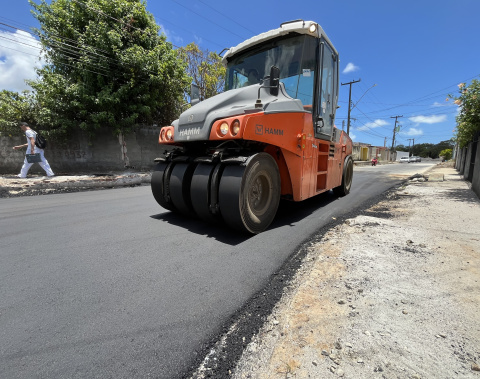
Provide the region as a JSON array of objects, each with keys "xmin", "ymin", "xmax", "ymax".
[
  {"xmin": 232, "ymin": 163, "xmax": 480, "ymax": 379},
  {"xmin": 0, "ymin": 172, "xmax": 151, "ymax": 198}
]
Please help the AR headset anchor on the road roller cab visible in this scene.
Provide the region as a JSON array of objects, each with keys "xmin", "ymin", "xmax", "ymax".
[{"xmin": 152, "ymin": 20, "xmax": 353, "ymax": 234}]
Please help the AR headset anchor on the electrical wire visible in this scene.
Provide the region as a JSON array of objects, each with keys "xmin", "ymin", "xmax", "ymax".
[
  {"xmin": 0, "ymin": 21, "xmax": 188, "ymax": 84},
  {"xmin": 0, "ymin": 43, "xmax": 41, "ymax": 58},
  {"xmin": 168, "ymin": 0, "xmax": 247, "ymax": 40},
  {"xmin": 196, "ymin": 0, "xmax": 256, "ymax": 34}
]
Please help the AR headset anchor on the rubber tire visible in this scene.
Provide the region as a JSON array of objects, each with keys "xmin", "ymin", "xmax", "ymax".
[
  {"xmin": 169, "ymin": 162, "xmax": 197, "ymax": 215},
  {"xmin": 151, "ymin": 162, "xmax": 175, "ymax": 211},
  {"xmin": 219, "ymin": 153, "xmax": 281, "ymax": 234},
  {"xmin": 333, "ymin": 156, "xmax": 353, "ymax": 197},
  {"xmin": 190, "ymin": 163, "xmax": 219, "ymax": 223}
]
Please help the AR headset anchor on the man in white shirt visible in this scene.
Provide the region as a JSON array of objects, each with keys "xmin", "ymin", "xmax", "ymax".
[{"xmin": 12, "ymin": 122, "xmax": 55, "ymax": 178}]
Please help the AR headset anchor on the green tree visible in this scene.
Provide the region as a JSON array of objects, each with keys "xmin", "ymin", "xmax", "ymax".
[
  {"xmin": 178, "ymin": 42, "xmax": 225, "ymax": 101},
  {"xmin": 449, "ymin": 79, "xmax": 480, "ymax": 148},
  {"xmin": 28, "ymin": 0, "xmax": 190, "ymax": 137},
  {"xmin": 0, "ymin": 90, "xmax": 36, "ymax": 135},
  {"xmin": 439, "ymin": 148, "xmax": 452, "ymax": 161},
  {"xmin": 429, "ymin": 139, "xmax": 455, "ymax": 158}
]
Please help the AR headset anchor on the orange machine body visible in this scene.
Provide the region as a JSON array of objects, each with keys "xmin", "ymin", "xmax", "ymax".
[{"xmin": 159, "ymin": 110, "xmax": 352, "ymax": 202}]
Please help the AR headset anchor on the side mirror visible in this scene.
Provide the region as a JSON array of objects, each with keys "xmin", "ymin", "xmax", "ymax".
[
  {"xmin": 269, "ymin": 66, "xmax": 280, "ymax": 96},
  {"xmin": 190, "ymin": 83, "xmax": 200, "ymax": 106}
]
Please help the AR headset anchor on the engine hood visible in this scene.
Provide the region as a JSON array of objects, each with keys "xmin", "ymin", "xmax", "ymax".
[{"xmin": 172, "ymin": 82, "xmax": 305, "ymax": 142}]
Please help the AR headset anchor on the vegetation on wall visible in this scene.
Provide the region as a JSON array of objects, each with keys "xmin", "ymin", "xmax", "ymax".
[
  {"xmin": 0, "ymin": 90, "xmax": 37, "ymax": 135},
  {"xmin": 25, "ymin": 0, "xmax": 190, "ymax": 138},
  {"xmin": 449, "ymin": 79, "xmax": 480, "ymax": 148}
]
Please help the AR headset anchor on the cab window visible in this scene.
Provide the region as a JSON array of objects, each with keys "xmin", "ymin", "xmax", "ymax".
[{"xmin": 315, "ymin": 40, "xmax": 338, "ymax": 140}]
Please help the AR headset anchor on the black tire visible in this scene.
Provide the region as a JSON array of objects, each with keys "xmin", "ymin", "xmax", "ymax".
[
  {"xmin": 169, "ymin": 162, "xmax": 197, "ymax": 215},
  {"xmin": 333, "ymin": 156, "xmax": 353, "ymax": 197},
  {"xmin": 219, "ymin": 153, "xmax": 280, "ymax": 234},
  {"xmin": 151, "ymin": 162, "xmax": 175, "ymax": 211},
  {"xmin": 190, "ymin": 163, "xmax": 220, "ymax": 223}
]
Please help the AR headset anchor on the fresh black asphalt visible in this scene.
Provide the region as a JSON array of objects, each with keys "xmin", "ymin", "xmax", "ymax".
[{"xmin": 0, "ymin": 162, "xmax": 435, "ymax": 378}]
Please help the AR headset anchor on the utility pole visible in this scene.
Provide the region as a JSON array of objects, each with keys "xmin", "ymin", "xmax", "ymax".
[
  {"xmin": 341, "ymin": 79, "xmax": 361, "ymax": 135},
  {"xmin": 407, "ymin": 138, "xmax": 413, "ymax": 156},
  {"xmin": 390, "ymin": 115, "xmax": 403, "ymax": 151}
]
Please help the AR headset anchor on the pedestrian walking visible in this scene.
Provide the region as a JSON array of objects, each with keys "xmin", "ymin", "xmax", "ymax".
[{"xmin": 12, "ymin": 122, "xmax": 55, "ymax": 178}]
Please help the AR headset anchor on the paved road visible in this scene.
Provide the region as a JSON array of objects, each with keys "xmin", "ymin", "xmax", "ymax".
[{"xmin": 0, "ymin": 161, "xmax": 436, "ymax": 378}]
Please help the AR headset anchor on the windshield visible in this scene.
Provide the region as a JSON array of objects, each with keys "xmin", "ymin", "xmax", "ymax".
[{"xmin": 225, "ymin": 35, "xmax": 318, "ymax": 109}]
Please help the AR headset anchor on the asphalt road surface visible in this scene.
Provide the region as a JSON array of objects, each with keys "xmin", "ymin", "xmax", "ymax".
[{"xmin": 0, "ymin": 161, "xmax": 436, "ymax": 378}]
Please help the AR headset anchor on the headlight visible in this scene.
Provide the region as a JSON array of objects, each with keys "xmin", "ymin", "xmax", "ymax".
[
  {"xmin": 219, "ymin": 122, "xmax": 229, "ymax": 136},
  {"xmin": 231, "ymin": 120, "xmax": 240, "ymax": 136},
  {"xmin": 166, "ymin": 129, "xmax": 173, "ymax": 140},
  {"xmin": 160, "ymin": 129, "xmax": 166, "ymax": 141},
  {"xmin": 309, "ymin": 24, "xmax": 317, "ymax": 33}
]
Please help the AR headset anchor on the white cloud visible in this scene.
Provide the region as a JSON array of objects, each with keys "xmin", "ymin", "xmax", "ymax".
[
  {"xmin": 433, "ymin": 101, "xmax": 452, "ymax": 107},
  {"xmin": 159, "ymin": 24, "xmax": 184, "ymax": 46},
  {"xmin": 343, "ymin": 62, "xmax": 359, "ymax": 74},
  {"xmin": 357, "ymin": 119, "xmax": 388, "ymax": 131},
  {"xmin": 0, "ymin": 30, "xmax": 43, "ymax": 92},
  {"xmin": 408, "ymin": 115, "xmax": 447, "ymax": 124},
  {"xmin": 349, "ymin": 132, "xmax": 356, "ymax": 141},
  {"xmin": 401, "ymin": 127, "xmax": 423, "ymax": 136}
]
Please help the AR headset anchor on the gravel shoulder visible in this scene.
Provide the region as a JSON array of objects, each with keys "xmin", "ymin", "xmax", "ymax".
[
  {"xmin": 0, "ymin": 172, "xmax": 151, "ymax": 198},
  {"xmin": 233, "ymin": 163, "xmax": 480, "ymax": 379}
]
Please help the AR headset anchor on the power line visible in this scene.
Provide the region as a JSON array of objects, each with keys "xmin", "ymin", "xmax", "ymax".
[
  {"xmin": 356, "ymin": 74, "xmax": 479, "ymax": 118},
  {"xmin": 71, "ymin": 0, "xmax": 225, "ymax": 53},
  {"xmin": 168, "ymin": 0, "xmax": 247, "ymax": 40},
  {"xmin": 0, "ymin": 21, "xmax": 184, "ymax": 83},
  {"xmin": 154, "ymin": 15, "xmax": 225, "ymax": 50},
  {"xmin": 0, "ymin": 43, "xmax": 41, "ymax": 58},
  {"xmin": 0, "ymin": 34, "xmax": 41, "ymax": 51},
  {"xmin": 0, "ymin": 22, "xmax": 124, "ymax": 67},
  {"xmin": 197, "ymin": 0, "xmax": 255, "ymax": 34}
]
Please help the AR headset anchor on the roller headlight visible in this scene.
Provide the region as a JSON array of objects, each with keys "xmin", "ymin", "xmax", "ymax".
[
  {"xmin": 231, "ymin": 120, "xmax": 240, "ymax": 136},
  {"xmin": 219, "ymin": 122, "xmax": 229, "ymax": 136}
]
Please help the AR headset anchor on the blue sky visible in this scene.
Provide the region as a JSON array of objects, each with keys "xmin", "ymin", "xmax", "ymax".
[{"xmin": 1, "ymin": 0, "xmax": 479, "ymax": 147}]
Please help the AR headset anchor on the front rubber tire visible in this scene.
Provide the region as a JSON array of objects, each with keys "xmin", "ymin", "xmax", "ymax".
[
  {"xmin": 333, "ymin": 156, "xmax": 353, "ymax": 197},
  {"xmin": 219, "ymin": 153, "xmax": 281, "ymax": 234},
  {"xmin": 151, "ymin": 162, "xmax": 175, "ymax": 211},
  {"xmin": 169, "ymin": 162, "xmax": 197, "ymax": 215},
  {"xmin": 190, "ymin": 163, "xmax": 220, "ymax": 223}
]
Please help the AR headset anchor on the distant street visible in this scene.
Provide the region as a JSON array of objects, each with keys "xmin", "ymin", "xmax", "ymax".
[{"xmin": 0, "ymin": 161, "xmax": 436, "ymax": 378}]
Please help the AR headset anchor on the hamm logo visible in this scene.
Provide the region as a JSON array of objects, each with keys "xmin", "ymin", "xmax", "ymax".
[
  {"xmin": 179, "ymin": 128, "xmax": 201, "ymax": 137},
  {"xmin": 255, "ymin": 124, "xmax": 284, "ymax": 136}
]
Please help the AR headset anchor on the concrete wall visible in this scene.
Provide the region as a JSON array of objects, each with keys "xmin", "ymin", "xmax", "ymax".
[
  {"xmin": 455, "ymin": 131, "xmax": 480, "ymax": 199},
  {"xmin": 0, "ymin": 126, "xmax": 164, "ymax": 174},
  {"xmin": 396, "ymin": 151, "xmax": 409, "ymax": 161},
  {"xmin": 463, "ymin": 141, "xmax": 473, "ymax": 181},
  {"xmin": 473, "ymin": 137, "xmax": 480, "ymax": 199}
]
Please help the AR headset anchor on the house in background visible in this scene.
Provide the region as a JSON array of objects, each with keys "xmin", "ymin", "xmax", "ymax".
[{"xmin": 352, "ymin": 142, "xmax": 392, "ymax": 161}]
